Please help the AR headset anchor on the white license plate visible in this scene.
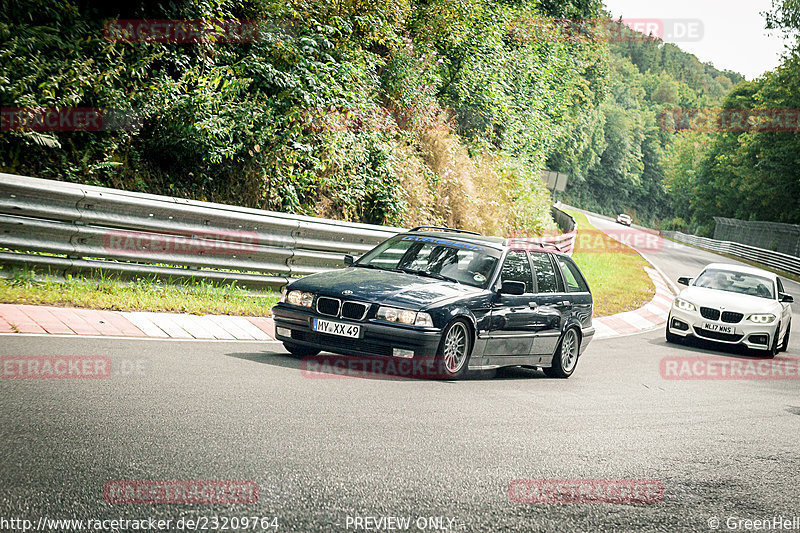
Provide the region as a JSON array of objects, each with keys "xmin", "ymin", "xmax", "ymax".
[
  {"xmin": 312, "ymin": 318, "xmax": 361, "ymax": 338},
  {"xmin": 702, "ymin": 323, "xmax": 734, "ymax": 334}
]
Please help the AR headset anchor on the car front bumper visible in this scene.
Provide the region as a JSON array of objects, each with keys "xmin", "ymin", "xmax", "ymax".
[
  {"xmin": 667, "ymin": 304, "xmax": 779, "ymax": 351},
  {"xmin": 273, "ymin": 304, "xmax": 442, "ymax": 359}
]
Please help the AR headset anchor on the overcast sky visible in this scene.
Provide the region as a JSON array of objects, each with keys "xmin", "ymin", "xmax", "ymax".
[{"xmin": 603, "ymin": 0, "xmax": 791, "ymax": 79}]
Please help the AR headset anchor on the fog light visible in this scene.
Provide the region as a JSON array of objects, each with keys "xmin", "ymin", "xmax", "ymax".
[
  {"xmin": 393, "ymin": 348, "xmax": 414, "ymax": 359},
  {"xmin": 277, "ymin": 327, "xmax": 291, "ymax": 337},
  {"xmin": 671, "ymin": 318, "xmax": 689, "ymax": 331},
  {"xmin": 748, "ymin": 334, "xmax": 769, "ymax": 345}
]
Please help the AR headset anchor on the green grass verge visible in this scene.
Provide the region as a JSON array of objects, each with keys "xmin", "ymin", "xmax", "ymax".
[
  {"xmin": 565, "ymin": 209, "xmax": 655, "ymax": 317},
  {"xmin": 0, "ymin": 270, "xmax": 280, "ymax": 316}
]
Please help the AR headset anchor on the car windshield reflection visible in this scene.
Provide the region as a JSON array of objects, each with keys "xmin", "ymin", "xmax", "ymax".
[
  {"xmin": 694, "ymin": 269, "xmax": 775, "ymax": 299},
  {"xmin": 357, "ymin": 236, "xmax": 500, "ymax": 289}
]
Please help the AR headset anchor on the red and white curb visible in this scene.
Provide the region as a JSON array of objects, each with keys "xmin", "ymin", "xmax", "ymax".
[
  {"xmin": 593, "ymin": 267, "xmax": 674, "ymax": 339},
  {"xmin": 0, "ymin": 304, "xmax": 275, "ymax": 341},
  {"xmin": 0, "ymin": 267, "xmax": 674, "ymax": 342}
]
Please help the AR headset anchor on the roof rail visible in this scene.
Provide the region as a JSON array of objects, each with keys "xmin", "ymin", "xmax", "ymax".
[
  {"xmin": 505, "ymin": 238, "xmax": 563, "ymax": 252},
  {"xmin": 409, "ymin": 226, "xmax": 482, "ymax": 236}
]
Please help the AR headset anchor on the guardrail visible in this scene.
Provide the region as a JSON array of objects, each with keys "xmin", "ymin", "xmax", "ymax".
[
  {"xmin": 662, "ymin": 230, "xmax": 800, "ymax": 278},
  {"xmin": 0, "ymin": 173, "xmax": 577, "ymax": 289},
  {"xmin": 713, "ymin": 217, "xmax": 800, "ymax": 258}
]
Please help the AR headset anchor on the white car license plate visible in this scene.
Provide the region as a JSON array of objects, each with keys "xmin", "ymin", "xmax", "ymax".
[
  {"xmin": 312, "ymin": 318, "xmax": 360, "ymax": 338},
  {"xmin": 702, "ymin": 323, "xmax": 734, "ymax": 334}
]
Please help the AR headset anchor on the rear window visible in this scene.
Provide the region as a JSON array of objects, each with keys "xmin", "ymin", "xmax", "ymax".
[{"xmin": 555, "ymin": 256, "xmax": 590, "ymax": 293}]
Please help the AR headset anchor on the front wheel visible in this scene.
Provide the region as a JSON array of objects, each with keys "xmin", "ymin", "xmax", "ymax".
[
  {"xmin": 764, "ymin": 324, "xmax": 781, "ymax": 358},
  {"xmin": 780, "ymin": 322, "xmax": 791, "ymax": 352},
  {"xmin": 283, "ymin": 342, "xmax": 320, "ymax": 358},
  {"xmin": 544, "ymin": 327, "xmax": 580, "ymax": 379},
  {"xmin": 435, "ymin": 319, "xmax": 472, "ymax": 380}
]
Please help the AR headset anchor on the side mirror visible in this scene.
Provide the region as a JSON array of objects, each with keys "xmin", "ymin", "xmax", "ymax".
[
  {"xmin": 344, "ymin": 254, "xmax": 354, "ymax": 266},
  {"xmin": 499, "ymin": 280, "xmax": 526, "ymax": 296},
  {"xmin": 677, "ymin": 276, "xmax": 692, "ymax": 286},
  {"xmin": 780, "ymin": 292, "xmax": 794, "ymax": 303}
]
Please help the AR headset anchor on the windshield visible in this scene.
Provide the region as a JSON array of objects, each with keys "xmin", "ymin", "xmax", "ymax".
[
  {"xmin": 356, "ymin": 235, "xmax": 501, "ymax": 289},
  {"xmin": 694, "ymin": 269, "xmax": 775, "ymax": 299}
]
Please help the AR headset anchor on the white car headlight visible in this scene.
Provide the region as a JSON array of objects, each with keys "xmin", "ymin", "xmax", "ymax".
[
  {"xmin": 377, "ymin": 307, "xmax": 433, "ymax": 327},
  {"xmin": 674, "ymin": 298, "xmax": 697, "ymax": 312},
  {"xmin": 287, "ymin": 290, "xmax": 313, "ymax": 308},
  {"xmin": 415, "ymin": 312, "xmax": 434, "ymax": 327},
  {"xmin": 748, "ymin": 313, "xmax": 776, "ymax": 323}
]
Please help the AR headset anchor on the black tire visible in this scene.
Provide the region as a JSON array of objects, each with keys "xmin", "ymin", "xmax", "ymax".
[
  {"xmin": 544, "ymin": 327, "xmax": 580, "ymax": 379},
  {"xmin": 665, "ymin": 315, "xmax": 681, "ymax": 344},
  {"xmin": 780, "ymin": 322, "xmax": 791, "ymax": 352},
  {"xmin": 283, "ymin": 342, "xmax": 320, "ymax": 358},
  {"xmin": 765, "ymin": 325, "xmax": 780, "ymax": 358},
  {"xmin": 435, "ymin": 319, "xmax": 473, "ymax": 380}
]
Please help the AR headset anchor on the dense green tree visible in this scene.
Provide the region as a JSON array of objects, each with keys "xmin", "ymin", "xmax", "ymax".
[{"xmin": 0, "ymin": 0, "xmax": 609, "ymax": 232}]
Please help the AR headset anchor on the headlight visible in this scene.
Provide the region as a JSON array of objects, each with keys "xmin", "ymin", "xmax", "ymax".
[
  {"xmin": 674, "ymin": 298, "xmax": 697, "ymax": 312},
  {"xmin": 301, "ymin": 292, "xmax": 313, "ymax": 307},
  {"xmin": 287, "ymin": 290, "xmax": 313, "ymax": 307},
  {"xmin": 748, "ymin": 313, "xmax": 776, "ymax": 323},
  {"xmin": 414, "ymin": 312, "xmax": 434, "ymax": 327},
  {"xmin": 377, "ymin": 307, "xmax": 433, "ymax": 327}
]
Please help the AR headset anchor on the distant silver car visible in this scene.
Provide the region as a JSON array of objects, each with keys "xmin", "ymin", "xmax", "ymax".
[
  {"xmin": 616, "ymin": 213, "xmax": 632, "ymax": 226},
  {"xmin": 666, "ymin": 263, "xmax": 793, "ymax": 356}
]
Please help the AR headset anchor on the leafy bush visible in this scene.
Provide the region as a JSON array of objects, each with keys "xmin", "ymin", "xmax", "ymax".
[{"xmin": 1, "ymin": 0, "xmax": 617, "ymax": 234}]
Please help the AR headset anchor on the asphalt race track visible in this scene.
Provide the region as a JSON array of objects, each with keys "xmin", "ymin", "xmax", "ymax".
[{"xmin": 1, "ymin": 223, "xmax": 798, "ymax": 532}]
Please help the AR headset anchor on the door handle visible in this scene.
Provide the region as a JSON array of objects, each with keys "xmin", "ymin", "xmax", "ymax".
[
  {"xmin": 528, "ymin": 302, "xmax": 538, "ymax": 309},
  {"xmin": 560, "ymin": 300, "xmax": 572, "ymax": 306}
]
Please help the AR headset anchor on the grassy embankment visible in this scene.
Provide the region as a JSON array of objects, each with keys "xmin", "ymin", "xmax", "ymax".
[
  {"xmin": 564, "ymin": 209, "xmax": 655, "ymax": 317},
  {"xmin": 0, "ymin": 270, "xmax": 280, "ymax": 316}
]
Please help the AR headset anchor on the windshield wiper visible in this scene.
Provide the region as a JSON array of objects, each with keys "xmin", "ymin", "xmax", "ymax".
[
  {"xmin": 353, "ymin": 263, "xmax": 385, "ymax": 270},
  {"xmin": 398, "ymin": 267, "xmax": 461, "ymax": 284}
]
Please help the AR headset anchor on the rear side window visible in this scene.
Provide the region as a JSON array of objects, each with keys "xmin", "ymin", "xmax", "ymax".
[
  {"xmin": 529, "ymin": 253, "xmax": 559, "ymax": 293},
  {"xmin": 501, "ymin": 251, "xmax": 534, "ymax": 293},
  {"xmin": 556, "ymin": 256, "xmax": 590, "ymax": 293}
]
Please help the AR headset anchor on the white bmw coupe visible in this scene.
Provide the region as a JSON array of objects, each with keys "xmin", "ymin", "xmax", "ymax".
[{"xmin": 666, "ymin": 263, "xmax": 793, "ymax": 357}]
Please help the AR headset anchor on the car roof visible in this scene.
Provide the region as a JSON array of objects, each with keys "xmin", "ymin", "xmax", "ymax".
[
  {"xmin": 400, "ymin": 230, "xmax": 506, "ymax": 249},
  {"xmin": 701, "ymin": 262, "xmax": 778, "ymax": 281},
  {"xmin": 400, "ymin": 230, "xmax": 567, "ymax": 254}
]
